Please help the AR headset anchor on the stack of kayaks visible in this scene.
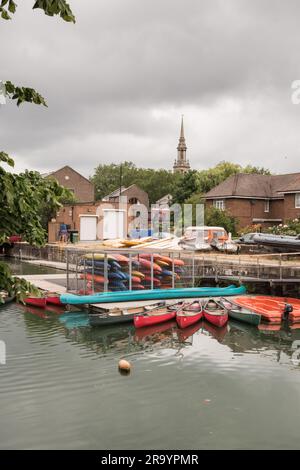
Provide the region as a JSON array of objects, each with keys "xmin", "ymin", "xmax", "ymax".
[{"xmin": 79, "ymin": 252, "xmax": 186, "ymax": 292}]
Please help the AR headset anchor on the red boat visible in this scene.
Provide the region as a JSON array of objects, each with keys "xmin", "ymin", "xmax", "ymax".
[
  {"xmin": 46, "ymin": 295, "xmax": 63, "ymax": 306},
  {"xmin": 24, "ymin": 297, "xmax": 47, "ymax": 308},
  {"xmin": 176, "ymin": 301, "xmax": 203, "ymax": 329},
  {"xmin": 134, "ymin": 305, "xmax": 176, "ymax": 328},
  {"xmin": 203, "ymin": 299, "xmax": 228, "ymax": 328}
]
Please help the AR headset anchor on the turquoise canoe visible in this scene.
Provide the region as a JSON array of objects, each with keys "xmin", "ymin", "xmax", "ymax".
[{"xmin": 60, "ymin": 285, "xmax": 246, "ymax": 305}]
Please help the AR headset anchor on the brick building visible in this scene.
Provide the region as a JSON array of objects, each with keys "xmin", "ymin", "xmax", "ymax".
[
  {"xmin": 205, "ymin": 172, "xmax": 300, "ymax": 230},
  {"xmin": 48, "ymin": 183, "xmax": 149, "ymax": 243},
  {"xmin": 46, "ymin": 165, "xmax": 94, "ymax": 202}
]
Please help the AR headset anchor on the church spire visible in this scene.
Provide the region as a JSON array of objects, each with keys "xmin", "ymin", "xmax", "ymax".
[{"xmin": 173, "ymin": 115, "xmax": 190, "ymax": 173}]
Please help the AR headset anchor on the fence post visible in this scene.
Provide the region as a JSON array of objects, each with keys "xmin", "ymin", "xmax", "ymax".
[
  {"xmin": 172, "ymin": 252, "xmax": 175, "ymax": 289},
  {"xmin": 104, "ymin": 253, "xmax": 108, "ymax": 293},
  {"xmin": 92, "ymin": 252, "xmax": 95, "ymax": 294},
  {"xmin": 279, "ymin": 254, "xmax": 282, "ymax": 281},
  {"xmin": 192, "ymin": 252, "xmax": 195, "ymax": 288},
  {"xmin": 66, "ymin": 249, "xmax": 69, "ymax": 291},
  {"xmin": 151, "ymin": 253, "xmax": 154, "ymax": 290},
  {"xmin": 76, "ymin": 251, "xmax": 79, "ymax": 293},
  {"xmin": 129, "ymin": 253, "xmax": 132, "ymax": 291}
]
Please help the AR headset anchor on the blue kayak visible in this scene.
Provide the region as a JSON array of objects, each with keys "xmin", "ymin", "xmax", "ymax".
[{"xmin": 60, "ymin": 285, "xmax": 246, "ymax": 305}]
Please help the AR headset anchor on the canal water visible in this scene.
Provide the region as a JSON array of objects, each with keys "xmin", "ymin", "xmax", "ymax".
[{"xmin": 0, "ymin": 260, "xmax": 300, "ymax": 449}]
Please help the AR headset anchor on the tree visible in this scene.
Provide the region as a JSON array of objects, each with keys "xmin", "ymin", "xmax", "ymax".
[
  {"xmin": 0, "ymin": 1, "xmax": 75, "ymax": 301},
  {"xmin": 205, "ymin": 206, "xmax": 238, "ymax": 235},
  {"xmin": 91, "ymin": 162, "xmax": 181, "ymax": 204},
  {"xmin": 172, "ymin": 171, "xmax": 198, "ymax": 204}
]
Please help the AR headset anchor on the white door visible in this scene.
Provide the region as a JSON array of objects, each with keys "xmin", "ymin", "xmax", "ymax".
[
  {"xmin": 80, "ymin": 216, "xmax": 97, "ymax": 241},
  {"xmin": 103, "ymin": 210, "xmax": 125, "ymax": 239}
]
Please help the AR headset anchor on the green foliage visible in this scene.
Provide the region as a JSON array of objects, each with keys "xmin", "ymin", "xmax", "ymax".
[
  {"xmin": 196, "ymin": 161, "xmax": 271, "ymax": 194},
  {"xmin": 0, "ymin": 0, "xmax": 75, "ymax": 22},
  {"xmin": 205, "ymin": 206, "xmax": 238, "ymax": 235},
  {"xmin": 172, "ymin": 171, "xmax": 198, "ymax": 204},
  {"xmin": 91, "ymin": 161, "xmax": 181, "ymax": 205},
  {"xmin": 266, "ymin": 219, "xmax": 300, "ymax": 236},
  {"xmin": 4, "ymin": 81, "xmax": 47, "ymax": 107},
  {"xmin": 0, "ymin": 153, "xmax": 72, "ymax": 299}
]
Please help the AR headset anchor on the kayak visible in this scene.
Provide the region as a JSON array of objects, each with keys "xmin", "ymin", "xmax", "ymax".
[
  {"xmin": 221, "ymin": 298, "xmax": 261, "ymax": 326},
  {"xmin": 176, "ymin": 301, "xmax": 203, "ymax": 329},
  {"xmin": 46, "ymin": 295, "xmax": 63, "ymax": 306},
  {"xmin": 233, "ymin": 295, "xmax": 300, "ymax": 323},
  {"xmin": 134, "ymin": 305, "xmax": 177, "ymax": 328},
  {"xmin": 203, "ymin": 299, "xmax": 228, "ymax": 327},
  {"xmin": 60, "ymin": 285, "xmax": 246, "ymax": 305},
  {"xmin": 24, "ymin": 297, "xmax": 47, "ymax": 308}
]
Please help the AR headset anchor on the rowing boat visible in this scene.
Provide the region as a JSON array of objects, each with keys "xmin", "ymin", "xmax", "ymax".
[
  {"xmin": 233, "ymin": 295, "xmax": 300, "ymax": 323},
  {"xmin": 176, "ymin": 301, "xmax": 203, "ymax": 329},
  {"xmin": 220, "ymin": 298, "xmax": 261, "ymax": 326},
  {"xmin": 203, "ymin": 299, "xmax": 228, "ymax": 327},
  {"xmin": 24, "ymin": 297, "xmax": 47, "ymax": 308}
]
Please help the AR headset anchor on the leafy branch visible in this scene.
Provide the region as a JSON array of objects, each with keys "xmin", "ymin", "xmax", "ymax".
[
  {"xmin": 0, "ymin": 0, "xmax": 75, "ymax": 22},
  {"xmin": 3, "ymin": 81, "xmax": 47, "ymax": 107}
]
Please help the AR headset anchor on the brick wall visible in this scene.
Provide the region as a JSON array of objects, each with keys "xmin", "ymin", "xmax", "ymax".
[
  {"xmin": 50, "ymin": 166, "xmax": 94, "ymax": 202},
  {"xmin": 283, "ymin": 194, "xmax": 300, "ymax": 221}
]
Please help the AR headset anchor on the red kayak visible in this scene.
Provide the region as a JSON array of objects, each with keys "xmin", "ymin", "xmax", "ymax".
[
  {"xmin": 203, "ymin": 299, "xmax": 228, "ymax": 328},
  {"xmin": 176, "ymin": 301, "xmax": 203, "ymax": 329},
  {"xmin": 24, "ymin": 297, "xmax": 47, "ymax": 308},
  {"xmin": 134, "ymin": 305, "xmax": 176, "ymax": 328},
  {"xmin": 46, "ymin": 295, "xmax": 63, "ymax": 306}
]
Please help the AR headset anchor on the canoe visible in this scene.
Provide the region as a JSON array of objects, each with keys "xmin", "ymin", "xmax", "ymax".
[
  {"xmin": 60, "ymin": 285, "xmax": 247, "ymax": 305},
  {"xmin": 89, "ymin": 305, "xmax": 146, "ymax": 326},
  {"xmin": 220, "ymin": 298, "xmax": 261, "ymax": 326},
  {"xmin": 176, "ymin": 301, "xmax": 203, "ymax": 329},
  {"xmin": 203, "ymin": 299, "xmax": 228, "ymax": 327},
  {"xmin": 46, "ymin": 295, "xmax": 63, "ymax": 306},
  {"xmin": 84, "ymin": 253, "xmax": 117, "ymax": 261},
  {"xmin": 24, "ymin": 297, "xmax": 47, "ymax": 308},
  {"xmin": 233, "ymin": 295, "xmax": 300, "ymax": 323},
  {"xmin": 134, "ymin": 305, "xmax": 177, "ymax": 328}
]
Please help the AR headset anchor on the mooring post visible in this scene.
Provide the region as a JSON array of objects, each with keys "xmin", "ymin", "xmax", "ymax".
[{"xmin": 76, "ymin": 251, "xmax": 79, "ymax": 294}]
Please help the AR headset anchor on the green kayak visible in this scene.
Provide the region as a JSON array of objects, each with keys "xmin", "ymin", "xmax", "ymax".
[
  {"xmin": 61, "ymin": 285, "xmax": 246, "ymax": 305},
  {"xmin": 221, "ymin": 298, "xmax": 261, "ymax": 326}
]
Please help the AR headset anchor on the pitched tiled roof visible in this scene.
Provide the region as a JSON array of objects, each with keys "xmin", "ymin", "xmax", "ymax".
[
  {"xmin": 205, "ymin": 172, "xmax": 300, "ymax": 199},
  {"xmin": 277, "ymin": 175, "xmax": 300, "ymax": 193}
]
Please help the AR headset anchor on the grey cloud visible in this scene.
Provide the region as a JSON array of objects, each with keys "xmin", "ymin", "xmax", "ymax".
[{"xmin": 1, "ymin": 0, "xmax": 300, "ymax": 175}]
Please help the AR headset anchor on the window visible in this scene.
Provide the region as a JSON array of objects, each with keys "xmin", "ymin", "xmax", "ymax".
[
  {"xmin": 295, "ymin": 194, "xmax": 300, "ymax": 208},
  {"xmin": 213, "ymin": 199, "xmax": 225, "ymax": 211},
  {"xmin": 264, "ymin": 200, "xmax": 270, "ymax": 213}
]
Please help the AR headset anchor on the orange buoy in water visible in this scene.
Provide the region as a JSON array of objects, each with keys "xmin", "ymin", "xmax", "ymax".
[{"xmin": 118, "ymin": 359, "xmax": 131, "ymax": 373}]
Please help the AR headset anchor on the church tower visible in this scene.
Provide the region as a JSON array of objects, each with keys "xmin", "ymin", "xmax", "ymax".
[{"xmin": 173, "ymin": 116, "xmax": 190, "ymax": 173}]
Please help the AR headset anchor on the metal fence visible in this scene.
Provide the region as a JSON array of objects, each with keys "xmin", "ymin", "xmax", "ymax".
[{"xmin": 66, "ymin": 248, "xmax": 196, "ymax": 293}]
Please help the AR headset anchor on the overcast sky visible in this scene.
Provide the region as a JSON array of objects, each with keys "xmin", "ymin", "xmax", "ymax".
[{"xmin": 1, "ymin": 0, "xmax": 300, "ymax": 177}]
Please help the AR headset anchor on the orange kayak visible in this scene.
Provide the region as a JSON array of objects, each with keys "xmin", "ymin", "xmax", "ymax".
[{"xmin": 234, "ymin": 296, "xmax": 300, "ymax": 323}]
